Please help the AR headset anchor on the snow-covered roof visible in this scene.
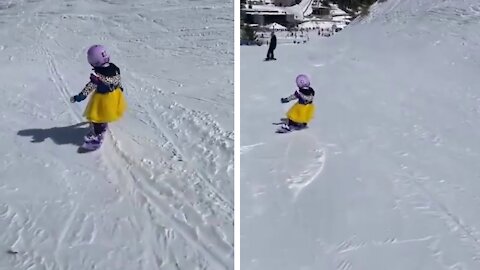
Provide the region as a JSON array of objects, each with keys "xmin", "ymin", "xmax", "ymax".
[
  {"xmin": 297, "ymin": 20, "xmax": 334, "ymax": 29},
  {"xmin": 244, "ymin": 4, "xmax": 288, "ymax": 12},
  {"xmin": 265, "ymin": 22, "xmax": 287, "ymax": 30},
  {"xmin": 244, "ymin": 11, "xmax": 288, "ymax": 15},
  {"xmin": 243, "ymin": 0, "xmax": 315, "ymax": 19},
  {"xmin": 332, "ymin": 15, "xmax": 351, "ymax": 22},
  {"xmin": 330, "ymin": 6, "xmax": 348, "ymax": 16}
]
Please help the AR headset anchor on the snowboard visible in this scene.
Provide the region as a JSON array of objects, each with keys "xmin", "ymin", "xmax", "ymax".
[
  {"xmin": 272, "ymin": 118, "xmax": 289, "ymax": 125},
  {"xmin": 275, "ymin": 126, "xmax": 291, "ymax": 133},
  {"xmin": 273, "ymin": 119, "xmax": 308, "ymax": 133},
  {"xmin": 78, "ymin": 133, "xmax": 105, "ymax": 153},
  {"xmin": 79, "ymin": 140, "xmax": 102, "ymax": 151},
  {"xmin": 264, "ymin": 57, "xmax": 277, "ymax": 61},
  {"xmin": 276, "ymin": 125, "xmax": 308, "ymax": 133}
]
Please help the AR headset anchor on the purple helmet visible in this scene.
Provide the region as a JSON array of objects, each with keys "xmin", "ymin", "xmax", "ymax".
[
  {"xmin": 296, "ymin": 74, "xmax": 310, "ymax": 88},
  {"xmin": 87, "ymin": 45, "xmax": 110, "ymax": 67}
]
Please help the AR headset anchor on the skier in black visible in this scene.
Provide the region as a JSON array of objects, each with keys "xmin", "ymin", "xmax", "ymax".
[{"xmin": 266, "ymin": 31, "xmax": 277, "ymax": 60}]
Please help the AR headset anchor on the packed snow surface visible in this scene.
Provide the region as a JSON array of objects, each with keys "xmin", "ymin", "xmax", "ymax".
[
  {"xmin": 0, "ymin": 0, "xmax": 233, "ymax": 269},
  {"xmin": 241, "ymin": 0, "xmax": 480, "ymax": 269}
]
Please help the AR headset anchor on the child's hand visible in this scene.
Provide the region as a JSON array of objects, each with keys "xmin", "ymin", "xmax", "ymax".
[
  {"xmin": 70, "ymin": 96, "xmax": 76, "ymax": 103},
  {"xmin": 281, "ymin": 98, "xmax": 289, "ymax": 103}
]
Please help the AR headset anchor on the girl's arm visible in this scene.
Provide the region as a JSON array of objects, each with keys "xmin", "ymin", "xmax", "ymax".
[
  {"xmin": 70, "ymin": 82, "xmax": 96, "ymax": 103},
  {"xmin": 281, "ymin": 91, "xmax": 298, "ymax": 103}
]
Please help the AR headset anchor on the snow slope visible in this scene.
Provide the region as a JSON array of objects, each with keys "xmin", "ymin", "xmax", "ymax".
[
  {"xmin": 0, "ymin": 0, "xmax": 233, "ymax": 269},
  {"xmin": 241, "ymin": 0, "xmax": 480, "ymax": 269}
]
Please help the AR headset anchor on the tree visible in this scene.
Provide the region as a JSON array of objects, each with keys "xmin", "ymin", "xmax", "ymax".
[
  {"xmin": 324, "ymin": 0, "xmax": 380, "ymax": 14},
  {"xmin": 241, "ymin": 24, "xmax": 257, "ymax": 42}
]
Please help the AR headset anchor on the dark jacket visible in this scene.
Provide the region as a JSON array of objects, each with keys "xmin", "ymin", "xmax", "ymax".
[
  {"xmin": 269, "ymin": 34, "xmax": 277, "ymax": 50},
  {"xmin": 72, "ymin": 63, "xmax": 123, "ymax": 102},
  {"xmin": 284, "ymin": 87, "xmax": 315, "ymax": 104}
]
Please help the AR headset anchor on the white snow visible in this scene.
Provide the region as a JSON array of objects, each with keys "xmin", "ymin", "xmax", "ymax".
[
  {"xmin": 244, "ymin": 0, "xmax": 314, "ymax": 19},
  {"xmin": 241, "ymin": 0, "xmax": 480, "ymax": 269},
  {"xmin": 330, "ymin": 5, "xmax": 348, "ymax": 16},
  {"xmin": 265, "ymin": 22, "xmax": 288, "ymax": 30},
  {"xmin": 297, "ymin": 21, "xmax": 335, "ymax": 30},
  {"xmin": 0, "ymin": 0, "xmax": 233, "ymax": 269}
]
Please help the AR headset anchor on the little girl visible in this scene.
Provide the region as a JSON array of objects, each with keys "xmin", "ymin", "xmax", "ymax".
[
  {"xmin": 70, "ymin": 44, "xmax": 127, "ymax": 146},
  {"xmin": 279, "ymin": 74, "xmax": 315, "ymax": 132}
]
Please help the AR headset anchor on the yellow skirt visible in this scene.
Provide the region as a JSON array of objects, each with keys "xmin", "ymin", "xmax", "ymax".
[
  {"xmin": 83, "ymin": 88, "xmax": 127, "ymax": 123},
  {"xmin": 286, "ymin": 102, "xmax": 315, "ymax": 124}
]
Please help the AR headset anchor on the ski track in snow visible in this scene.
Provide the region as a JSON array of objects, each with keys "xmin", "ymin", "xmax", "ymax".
[
  {"xmin": 0, "ymin": 0, "xmax": 232, "ymax": 269},
  {"xmin": 392, "ymin": 167, "xmax": 480, "ymax": 262},
  {"xmin": 240, "ymin": 143, "xmax": 265, "ymax": 155},
  {"xmin": 47, "ymin": 44, "xmax": 225, "ymax": 269}
]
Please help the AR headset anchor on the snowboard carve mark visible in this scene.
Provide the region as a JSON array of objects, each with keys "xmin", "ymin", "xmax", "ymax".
[
  {"xmin": 240, "ymin": 143, "xmax": 265, "ymax": 155},
  {"xmin": 287, "ymin": 147, "xmax": 326, "ymax": 199},
  {"xmin": 280, "ymin": 132, "xmax": 327, "ymax": 200}
]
